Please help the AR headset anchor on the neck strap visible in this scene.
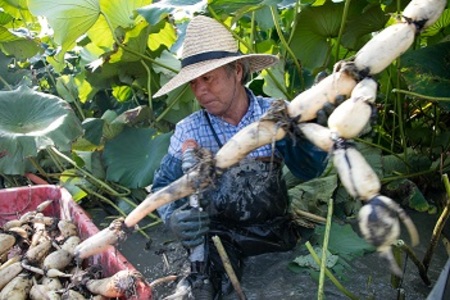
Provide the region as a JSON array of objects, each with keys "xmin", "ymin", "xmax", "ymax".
[{"xmin": 203, "ymin": 110, "xmax": 223, "ymax": 148}]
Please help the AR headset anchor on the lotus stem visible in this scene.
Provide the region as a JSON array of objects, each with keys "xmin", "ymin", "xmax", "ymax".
[
  {"xmin": 305, "ymin": 241, "xmax": 358, "ymax": 300},
  {"xmin": 49, "ymin": 146, "xmax": 130, "ymax": 197},
  {"xmin": 212, "ymin": 235, "xmax": 247, "ymax": 300},
  {"xmin": 392, "ymin": 89, "xmax": 450, "ymax": 102},
  {"xmin": 422, "ymin": 174, "xmax": 450, "ymax": 273},
  {"xmin": 318, "ymin": 198, "xmax": 334, "ymax": 300},
  {"xmin": 393, "ymin": 240, "xmax": 430, "ymax": 286}
]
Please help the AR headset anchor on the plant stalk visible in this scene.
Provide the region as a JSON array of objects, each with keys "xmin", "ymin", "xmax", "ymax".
[
  {"xmin": 305, "ymin": 242, "xmax": 357, "ymax": 299},
  {"xmin": 49, "ymin": 146, "xmax": 130, "ymax": 197},
  {"xmin": 318, "ymin": 198, "xmax": 334, "ymax": 300},
  {"xmin": 392, "ymin": 89, "xmax": 450, "ymax": 102},
  {"xmin": 422, "ymin": 174, "xmax": 450, "ymax": 274},
  {"xmin": 212, "ymin": 235, "xmax": 247, "ymax": 300},
  {"xmin": 393, "ymin": 240, "xmax": 430, "ymax": 286}
]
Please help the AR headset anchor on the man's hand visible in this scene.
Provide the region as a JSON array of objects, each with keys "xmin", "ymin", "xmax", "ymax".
[{"xmin": 169, "ymin": 207, "xmax": 210, "ymax": 248}]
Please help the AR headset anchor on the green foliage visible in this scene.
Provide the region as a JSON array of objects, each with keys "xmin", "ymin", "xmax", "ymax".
[
  {"xmin": 0, "ymin": 86, "xmax": 83, "ymax": 174},
  {"xmin": 103, "ymin": 127, "xmax": 171, "ymax": 188},
  {"xmin": 289, "ymin": 222, "xmax": 374, "ymax": 278},
  {"xmin": 0, "ymin": 0, "xmax": 449, "ymax": 222},
  {"xmin": 401, "ymin": 42, "xmax": 450, "ymax": 110}
]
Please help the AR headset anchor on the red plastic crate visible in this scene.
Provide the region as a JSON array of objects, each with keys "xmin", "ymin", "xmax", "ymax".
[{"xmin": 0, "ymin": 185, "xmax": 152, "ymax": 300}]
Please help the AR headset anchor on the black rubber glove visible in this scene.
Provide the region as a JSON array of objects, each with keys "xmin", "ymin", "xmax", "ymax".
[{"xmin": 169, "ymin": 207, "xmax": 210, "ymax": 248}]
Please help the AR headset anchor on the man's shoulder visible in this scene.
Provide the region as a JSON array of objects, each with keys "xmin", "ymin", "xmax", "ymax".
[{"xmin": 250, "ymin": 93, "xmax": 275, "ymax": 115}]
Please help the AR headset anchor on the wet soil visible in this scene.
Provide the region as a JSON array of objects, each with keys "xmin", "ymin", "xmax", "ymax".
[{"xmin": 93, "ymin": 209, "xmax": 449, "ymax": 300}]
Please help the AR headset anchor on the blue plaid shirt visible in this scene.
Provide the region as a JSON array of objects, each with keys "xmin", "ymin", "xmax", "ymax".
[
  {"xmin": 168, "ymin": 89, "xmax": 278, "ymax": 160},
  {"xmin": 152, "ymin": 88, "xmax": 328, "ymax": 223}
]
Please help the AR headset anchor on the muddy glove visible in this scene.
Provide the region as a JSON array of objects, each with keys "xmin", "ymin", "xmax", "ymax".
[{"xmin": 169, "ymin": 206, "xmax": 210, "ymax": 248}]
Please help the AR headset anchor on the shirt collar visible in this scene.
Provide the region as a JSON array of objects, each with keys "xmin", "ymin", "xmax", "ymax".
[{"xmin": 205, "ymin": 87, "xmax": 259, "ymax": 127}]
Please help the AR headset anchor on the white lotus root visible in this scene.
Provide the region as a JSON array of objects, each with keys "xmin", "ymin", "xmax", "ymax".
[{"xmin": 76, "ymin": 0, "xmax": 446, "ymax": 277}]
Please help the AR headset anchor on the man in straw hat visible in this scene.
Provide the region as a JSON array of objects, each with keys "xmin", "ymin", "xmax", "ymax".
[{"xmin": 151, "ymin": 15, "xmax": 328, "ymax": 298}]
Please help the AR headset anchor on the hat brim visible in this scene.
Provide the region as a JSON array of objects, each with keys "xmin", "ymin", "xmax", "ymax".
[{"xmin": 153, "ymin": 54, "xmax": 278, "ymax": 98}]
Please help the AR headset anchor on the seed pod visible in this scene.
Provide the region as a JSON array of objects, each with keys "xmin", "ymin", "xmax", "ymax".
[
  {"xmin": 327, "ymin": 78, "xmax": 377, "ymax": 139},
  {"xmin": 0, "ymin": 262, "xmax": 22, "ymax": 290},
  {"xmin": 0, "ymin": 275, "xmax": 32, "ymax": 300},
  {"xmin": 215, "ymin": 120, "xmax": 286, "ymax": 170},
  {"xmin": 288, "ymin": 69, "xmax": 357, "ymax": 122},
  {"xmin": 297, "ymin": 123, "xmax": 333, "ymax": 152},
  {"xmin": 402, "ymin": 0, "xmax": 446, "ymax": 31},
  {"xmin": 85, "ymin": 270, "xmax": 139, "ymax": 298},
  {"xmin": 354, "ymin": 22, "xmax": 416, "ymax": 75},
  {"xmin": 332, "ymin": 143, "xmax": 380, "ymax": 200}
]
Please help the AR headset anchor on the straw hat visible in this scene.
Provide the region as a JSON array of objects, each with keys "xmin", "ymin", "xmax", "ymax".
[{"xmin": 153, "ymin": 15, "xmax": 279, "ymax": 98}]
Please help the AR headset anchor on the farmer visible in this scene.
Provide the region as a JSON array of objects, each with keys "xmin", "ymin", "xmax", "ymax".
[{"xmin": 151, "ymin": 15, "xmax": 328, "ymax": 298}]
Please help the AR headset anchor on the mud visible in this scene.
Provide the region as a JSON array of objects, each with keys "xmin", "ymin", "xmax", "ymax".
[{"xmin": 94, "ymin": 209, "xmax": 449, "ymax": 299}]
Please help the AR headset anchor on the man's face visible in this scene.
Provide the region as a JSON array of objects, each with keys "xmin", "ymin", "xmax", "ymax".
[{"xmin": 189, "ymin": 65, "xmax": 242, "ymax": 116}]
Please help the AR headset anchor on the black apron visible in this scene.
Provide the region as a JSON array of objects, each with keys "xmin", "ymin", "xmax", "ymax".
[
  {"xmin": 202, "ymin": 110, "xmax": 299, "ymax": 294},
  {"xmin": 202, "ymin": 158, "xmax": 299, "ymax": 294}
]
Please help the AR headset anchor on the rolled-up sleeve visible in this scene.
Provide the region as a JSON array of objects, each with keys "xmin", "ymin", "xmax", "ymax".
[{"xmin": 275, "ymin": 134, "xmax": 329, "ymax": 181}]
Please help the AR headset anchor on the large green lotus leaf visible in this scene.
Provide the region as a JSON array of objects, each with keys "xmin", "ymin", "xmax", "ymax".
[
  {"xmin": 0, "ymin": 0, "xmax": 34, "ymax": 21},
  {"xmin": 28, "ymin": 0, "xmax": 100, "ymax": 53},
  {"xmin": 313, "ymin": 222, "xmax": 375, "ymax": 259},
  {"xmin": 109, "ymin": 21, "xmax": 151, "ymax": 63},
  {"xmin": 289, "ymin": 175, "xmax": 338, "ymax": 217},
  {"xmin": 0, "ymin": 86, "xmax": 83, "ymax": 175},
  {"xmin": 3, "ymin": 0, "xmax": 27, "ymax": 9},
  {"xmin": 0, "ymin": 27, "xmax": 42, "ymax": 59},
  {"xmin": 0, "ymin": 52, "xmax": 30, "ymax": 89},
  {"xmin": 340, "ymin": 4, "xmax": 389, "ymax": 50},
  {"xmin": 208, "ymin": 0, "xmax": 266, "ymax": 14},
  {"xmin": 137, "ymin": 0, "xmax": 206, "ymax": 26},
  {"xmin": 86, "ymin": 14, "xmax": 114, "ymax": 50},
  {"xmin": 81, "ymin": 118, "xmax": 105, "ymax": 146},
  {"xmin": 260, "ymin": 62, "xmax": 290, "ymax": 100},
  {"xmin": 400, "ymin": 41, "xmax": 450, "ymax": 111},
  {"xmin": 0, "ymin": 10, "xmax": 14, "ymax": 25},
  {"xmin": 290, "ymin": 2, "xmax": 343, "ymax": 71},
  {"xmin": 103, "ymin": 127, "xmax": 171, "ymax": 188},
  {"xmin": 421, "ymin": 9, "xmax": 450, "ymax": 37},
  {"xmin": 147, "ymin": 19, "xmax": 177, "ymax": 51},
  {"xmin": 100, "ymin": 0, "xmax": 151, "ymax": 30},
  {"xmin": 161, "ymin": 86, "xmax": 196, "ymax": 125}
]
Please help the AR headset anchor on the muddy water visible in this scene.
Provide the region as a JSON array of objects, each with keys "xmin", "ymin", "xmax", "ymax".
[{"xmin": 95, "ymin": 209, "xmax": 448, "ymax": 299}]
